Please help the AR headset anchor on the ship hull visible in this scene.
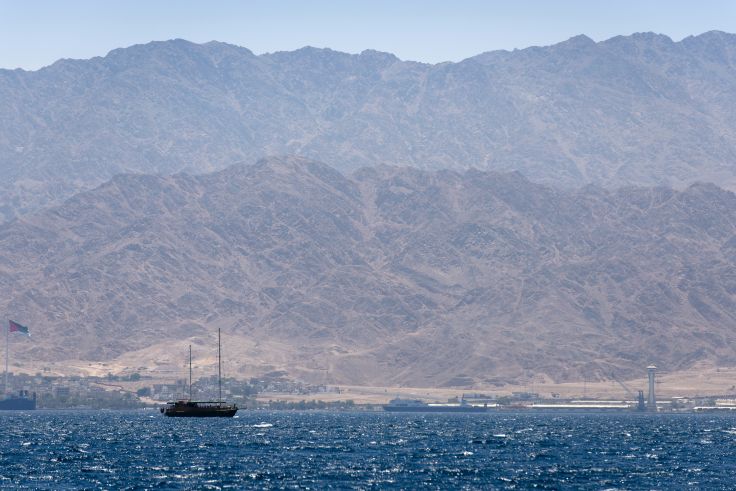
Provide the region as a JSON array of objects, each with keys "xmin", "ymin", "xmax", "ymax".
[
  {"xmin": 383, "ymin": 406, "xmax": 487, "ymax": 413},
  {"xmin": 163, "ymin": 408, "xmax": 238, "ymax": 417},
  {"xmin": 0, "ymin": 397, "xmax": 36, "ymax": 410},
  {"xmin": 161, "ymin": 401, "xmax": 238, "ymax": 417}
]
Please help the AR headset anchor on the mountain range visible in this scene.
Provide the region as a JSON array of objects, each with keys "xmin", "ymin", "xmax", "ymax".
[
  {"xmin": 2, "ymin": 32, "xmax": 736, "ymax": 223},
  {"xmin": 3, "ymin": 156, "xmax": 736, "ymax": 387}
]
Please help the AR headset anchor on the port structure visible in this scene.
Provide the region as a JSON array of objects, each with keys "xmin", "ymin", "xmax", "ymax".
[
  {"xmin": 611, "ymin": 371, "xmax": 647, "ymax": 411},
  {"xmin": 611, "ymin": 372, "xmax": 636, "ymax": 399},
  {"xmin": 647, "ymin": 365, "xmax": 657, "ymax": 411}
]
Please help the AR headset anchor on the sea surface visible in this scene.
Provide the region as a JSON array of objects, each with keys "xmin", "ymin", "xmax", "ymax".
[{"xmin": 1, "ymin": 410, "xmax": 735, "ymax": 489}]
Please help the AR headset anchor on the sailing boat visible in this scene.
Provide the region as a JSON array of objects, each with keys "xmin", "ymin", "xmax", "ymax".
[{"xmin": 160, "ymin": 329, "xmax": 238, "ymax": 417}]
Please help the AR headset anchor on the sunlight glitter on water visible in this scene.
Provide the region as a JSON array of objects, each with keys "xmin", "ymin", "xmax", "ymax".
[{"xmin": 0, "ymin": 411, "xmax": 735, "ymax": 488}]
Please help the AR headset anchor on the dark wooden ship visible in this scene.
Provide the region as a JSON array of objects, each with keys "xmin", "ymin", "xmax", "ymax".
[
  {"xmin": 161, "ymin": 399, "xmax": 238, "ymax": 417},
  {"xmin": 161, "ymin": 329, "xmax": 238, "ymax": 417}
]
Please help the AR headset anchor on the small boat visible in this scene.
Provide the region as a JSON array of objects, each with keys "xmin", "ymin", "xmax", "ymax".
[
  {"xmin": 0, "ymin": 390, "xmax": 36, "ymax": 411},
  {"xmin": 161, "ymin": 329, "xmax": 238, "ymax": 417}
]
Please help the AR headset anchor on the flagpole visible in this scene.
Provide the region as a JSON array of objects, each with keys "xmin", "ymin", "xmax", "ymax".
[
  {"xmin": 218, "ymin": 328, "xmax": 222, "ymax": 406},
  {"xmin": 4, "ymin": 321, "xmax": 8, "ymax": 395}
]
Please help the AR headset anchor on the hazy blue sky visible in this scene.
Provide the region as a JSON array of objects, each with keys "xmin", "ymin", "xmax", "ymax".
[{"xmin": 1, "ymin": 0, "xmax": 734, "ymax": 70}]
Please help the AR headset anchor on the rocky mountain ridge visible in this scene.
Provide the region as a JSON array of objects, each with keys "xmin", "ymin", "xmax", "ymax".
[
  {"xmin": 2, "ymin": 156, "xmax": 736, "ymax": 387},
  {"xmin": 2, "ymin": 31, "xmax": 736, "ymax": 222}
]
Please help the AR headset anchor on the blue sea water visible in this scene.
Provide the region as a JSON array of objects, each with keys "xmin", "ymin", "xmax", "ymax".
[{"xmin": 0, "ymin": 411, "xmax": 735, "ymax": 489}]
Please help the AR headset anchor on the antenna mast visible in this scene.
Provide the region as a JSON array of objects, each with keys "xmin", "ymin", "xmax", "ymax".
[{"xmin": 189, "ymin": 344, "xmax": 192, "ymax": 401}]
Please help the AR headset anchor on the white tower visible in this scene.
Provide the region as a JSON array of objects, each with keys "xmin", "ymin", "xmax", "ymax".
[{"xmin": 647, "ymin": 365, "xmax": 657, "ymax": 411}]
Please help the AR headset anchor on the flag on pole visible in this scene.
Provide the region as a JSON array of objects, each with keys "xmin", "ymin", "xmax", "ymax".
[{"xmin": 8, "ymin": 320, "xmax": 29, "ymax": 336}]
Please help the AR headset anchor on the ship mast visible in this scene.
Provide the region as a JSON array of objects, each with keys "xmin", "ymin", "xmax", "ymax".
[
  {"xmin": 188, "ymin": 344, "xmax": 192, "ymax": 401},
  {"xmin": 218, "ymin": 328, "xmax": 222, "ymax": 406}
]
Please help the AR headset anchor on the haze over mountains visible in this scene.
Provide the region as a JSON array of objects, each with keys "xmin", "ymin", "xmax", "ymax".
[
  {"xmin": 2, "ymin": 31, "xmax": 736, "ymax": 223},
  {"xmin": 3, "ymin": 156, "xmax": 736, "ymax": 386},
  {"xmin": 3, "ymin": 32, "xmax": 736, "ymax": 387}
]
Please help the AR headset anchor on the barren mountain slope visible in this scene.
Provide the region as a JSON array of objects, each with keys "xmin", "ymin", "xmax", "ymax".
[
  {"xmin": 2, "ymin": 32, "xmax": 736, "ymax": 221},
  {"xmin": 2, "ymin": 157, "xmax": 736, "ymax": 386}
]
